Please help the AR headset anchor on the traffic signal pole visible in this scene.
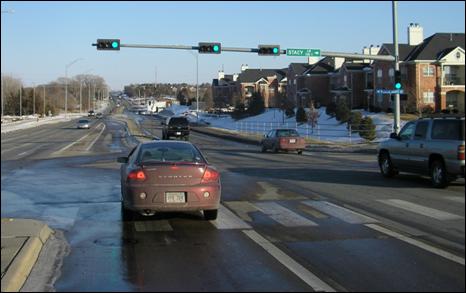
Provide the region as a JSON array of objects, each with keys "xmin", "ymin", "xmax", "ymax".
[
  {"xmin": 392, "ymin": 1, "xmax": 401, "ymax": 134},
  {"xmin": 96, "ymin": 42, "xmax": 395, "ymax": 62}
]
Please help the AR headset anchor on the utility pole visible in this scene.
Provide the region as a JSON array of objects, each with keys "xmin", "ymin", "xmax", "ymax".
[
  {"xmin": 65, "ymin": 58, "xmax": 83, "ymax": 118},
  {"xmin": 392, "ymin": 1, "xmax": 401, "ymax": 134},
  {"xmin": 88, "ymin": 82, "xmax": 91, "ymax": 111},
  {"xmin": 43, "ymin": 85, "xmax": 46, "ymax": 116},
  {"xmin": 33, "ymin": 83, "xmax": 36, "ymax": 115},
  {"xmin": 1, "ymin": 75, "xmax": 4, "ymax": 119},
  {"xmin": 19, "ymin": 86, "xmax": 22, "ymax": 117},
  {"xmin": 79, "ymin": 80, "xmax": 83, "ymax": 114}
]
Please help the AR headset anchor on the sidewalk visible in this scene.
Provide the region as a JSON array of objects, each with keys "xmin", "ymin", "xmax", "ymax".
[
  {"xmin": 1, "ymin": 218, "xmax": 53, "ymax": 292},
  {"xmin": 191, "ymin": 126, "xmax": 378, "ymax": 154}
]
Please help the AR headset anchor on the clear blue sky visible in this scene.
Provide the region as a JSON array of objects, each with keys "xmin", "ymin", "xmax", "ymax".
[{"xmin": 1, "ymin": 1, "xmax": 465, "ymax": 90}]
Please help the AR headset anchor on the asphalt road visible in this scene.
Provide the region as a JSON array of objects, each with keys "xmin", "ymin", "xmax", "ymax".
[{"xmin": 1, "ymin": 109, "xmax": 464, "ymax": 291}]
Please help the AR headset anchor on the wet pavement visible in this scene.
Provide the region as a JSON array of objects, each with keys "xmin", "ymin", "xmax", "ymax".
[{"xmin": 1, "ymin": 112, "xmax": 464, "ymax": 291}]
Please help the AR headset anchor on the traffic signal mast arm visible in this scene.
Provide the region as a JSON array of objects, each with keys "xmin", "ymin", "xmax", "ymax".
[{"xmin": 93, "ymin": 41, "xmax": 395, "ymax": 61}]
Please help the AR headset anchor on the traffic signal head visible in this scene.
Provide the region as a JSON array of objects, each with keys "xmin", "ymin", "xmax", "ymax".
[
  {"xmin": 198, "ymin": 42, "xmax": 221, "ymax": 54},
  {"xmin": 96, "ymin": 39, "xmax": 120, "ymax": 50},
  {"xmin": 258, "ymin": 45, "xmax": 280, "ymax": 56},
  {"xmin": 394, "ymin": 70, "xmax": 402, "ymax": 89}
]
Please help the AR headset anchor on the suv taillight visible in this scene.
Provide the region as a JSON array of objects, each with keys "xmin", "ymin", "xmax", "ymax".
[
  {"xmin": 458, "ymin": 145, "xmax": 465, "ymax": 160},
  {"xmin": 201, "ymin": 167, "xmax": 220, "ymax": 183},
  {"xmin": 128, "ymin": 169, "xmax": 146, "ymax": 181}
]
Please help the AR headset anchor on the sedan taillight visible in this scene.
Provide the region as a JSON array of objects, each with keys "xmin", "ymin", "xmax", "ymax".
[
  {"xmin": 201, "ymin": 168, "xmax": 220, "ymax": 183},
  {"xmin": 128, "ymin": 169, "xmax": 146, "ymax": 181},
  {"xmin": 458, "ymin": 145, "xmax": 465, "ymax": 160},
  {"xmin": 280, "ymin": 138, "xmax": 287, "ymax": 144}
]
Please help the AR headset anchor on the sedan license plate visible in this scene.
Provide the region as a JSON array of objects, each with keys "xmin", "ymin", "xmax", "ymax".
[
  {"xmin": 176, "ymin": 132, "xmax": 181, "ymax": 135},
  {"xmin": 166, "ymin": 192, "xmax": 186, "ymax": 203},
  {"xmin": 289, "ymin": 139, "xmax": 296, "ymax": 144}
]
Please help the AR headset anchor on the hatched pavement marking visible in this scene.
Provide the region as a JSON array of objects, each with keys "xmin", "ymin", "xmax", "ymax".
[
  {"xmin": 253, "ymin": 202, "xmax": 318, "ymax": 227},
  {"xmin": 377, "ymin": 199, "xmax": 464, "ymax": 221},
  {"xmin": 302, "ymin": 200, "xmax": 378, "ymax": 224}
]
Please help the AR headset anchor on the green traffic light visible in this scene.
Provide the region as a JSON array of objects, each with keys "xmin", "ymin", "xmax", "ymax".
[
  {"xmin": 273, "ymin": 47, "xmax": 278, "ymax": 54},
  {"xmin": 112, "ymin": 41, "xmax": 119, "ymax": 48},
  {"xmin": 213, "ymin": 45, "xmax": 219, "ymax": 52},
  {"xmin": 395, "ymin": 83, "xmax": 401, "ymax": 89}
]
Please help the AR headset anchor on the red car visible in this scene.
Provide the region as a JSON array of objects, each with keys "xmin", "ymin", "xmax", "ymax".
[
  {"xmin": 261, "ymin": 128, "xmax": 306, "ymax": 154},
  {"xmin": 118, "ymin": 141, "xmax": 221, "ymax": 220}
]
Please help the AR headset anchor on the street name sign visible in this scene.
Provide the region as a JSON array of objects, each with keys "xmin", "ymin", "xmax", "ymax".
[
  {"xmin": 286, "ymin": 48, "xmax": 321, "ymax": 57},
  {"xmin": 376, "ymin": 89, "xmax": 404, "ymax": 94}
]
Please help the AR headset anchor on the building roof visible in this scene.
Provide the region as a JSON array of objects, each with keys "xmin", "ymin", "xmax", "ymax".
[
  {"xmin": 237, "ymin": 68, "xmax": 286, "ymax": 83},
  {"xmin": 303, "ymin": 57, "xmax": 335, "ymax": 75},
  {"xmin": 405, "ymin": 33, "xmax": 465, "ymax": 61},
  {"xmin": 344, "ymin": 62, "xmax": 371, "ymax": 71},
  {"xmin": 379, "ymin": 43, "xmax": 417, "ymax": 61},
  {"xmin": 289, "ymin": 63, "xmax": 312, "ymax": 75}
]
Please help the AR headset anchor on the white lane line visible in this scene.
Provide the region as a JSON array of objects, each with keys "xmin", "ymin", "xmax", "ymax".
[
  {"xmin": 85, "ymin": 123, "xmax": 106, "ymax": 151},
  {"xmin": 253, "ymin": 202, "xmax": 318, "ymax": 227},
  {"xmin": 243, "ymin": 230, "xmax": 336, "ymax": 292},
  {"xmin": 54, "ymin": 128, "xmax": 96, "ymax": 154},
  {"xmin": 210, "ymin": 204, "xmax": 252, "ymax": 229},
  {"xmin": 366, "ymin": 223, "xmax": 465, "ymax": 266},
  {"xmin": 443, "ymin": 196, "xmax": 465, "ymax": 204},
  {"xmin": 377, "ymin": 199, "xmax": 464, "ymax": 221},
  {"xmin": 224, "ymin": 201, "xmax": 259, "ymax": 222},
  {"xmin": 14, "ymin": 144, "xmax": 44, "ymax": 159},
  {"xmin": 302, "ymin": 201, "xmax": 378, "ymax": 224}
]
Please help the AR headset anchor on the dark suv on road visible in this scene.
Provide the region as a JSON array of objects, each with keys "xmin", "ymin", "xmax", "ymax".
[
  {"xmin": 162, "ymin": 116, "xmax": 190, "ymax": 140},
  {"xmin": 377, "ymin": 115, "xmax": 465, "ymax": 188}
]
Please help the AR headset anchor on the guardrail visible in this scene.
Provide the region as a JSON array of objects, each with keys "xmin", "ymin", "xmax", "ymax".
[{"xmin": 235, "ymin": 121, "xmax": 393, "ymax": 143}]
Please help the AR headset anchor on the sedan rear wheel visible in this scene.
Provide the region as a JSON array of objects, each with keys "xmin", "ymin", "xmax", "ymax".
[
  {"xmin": 261, "ymin": 144, "xmax": 267, "ymax": 153},
  {"xmin": 297, "ymin": 150, "xmax": 303, "ymax": 155},
  {"xmin": 204, "ymin": 209, "xmax": 218, "ymax": 220}
]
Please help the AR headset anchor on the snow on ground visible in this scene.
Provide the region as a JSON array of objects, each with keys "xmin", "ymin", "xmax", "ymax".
[
  {"xmin": 145, "ymin": 104, "xmax": 404, "ymax": 144},
  {"xmin": 1, "ymin": 101, "xmax": 110, "ymax": 134}
]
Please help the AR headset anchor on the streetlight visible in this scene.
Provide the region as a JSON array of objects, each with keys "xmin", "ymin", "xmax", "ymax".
[
  {"xmin": 65, "ymin": 58, "xmax": 83, "ymax": 117},
  {"xmin": 188, "ymin": 51, "xmax": 199, "ymax": 121}
]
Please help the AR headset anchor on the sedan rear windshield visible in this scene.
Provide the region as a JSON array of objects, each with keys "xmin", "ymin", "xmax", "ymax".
[
  {"xmin": 169, "ymin": 117, "xmax": 189, "ymax": 126},
  {"xmin": 431, "ymin": 120, "xmax": 465, "ymax": 140},
  {"xmin": 79, "ymin": 120, "xmax": 89, "ymax": 123},
  {"xmin": 138, "ymin": 143, "xmax": 204, "ymax": 164},
  {"xmin": 277, "ymin": 129, "xmax": 300, "ymax": 137}
]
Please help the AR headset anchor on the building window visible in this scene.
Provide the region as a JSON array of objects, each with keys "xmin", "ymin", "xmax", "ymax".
[
  {"xmin": 423, "ymin": 91, "xmax": 434, "ymax": 103},
  {"xmin": 423, "ymin": 66, "xmax": 434, "ymax": 77},
  {"xmin": 388, "ymin": 68, "xmax": 394, "ymax": 83},
  {"xmin": 377, "ymin": 69, "xmax": 382, "ymax": 78}
]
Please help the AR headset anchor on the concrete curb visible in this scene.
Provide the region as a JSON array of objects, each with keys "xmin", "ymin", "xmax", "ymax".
[
  {"xmin": 1, "ymin": 218, "xmax": 53, "ymax": 292},
  {"xmin": 191, "ymin": 126, "xmax": 378, "ymax": 154}
]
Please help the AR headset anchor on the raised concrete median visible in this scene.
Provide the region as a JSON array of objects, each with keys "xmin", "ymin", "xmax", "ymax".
[{"xmin": 1, "ymin": 218, "xmax": 53, "ymax": 292}]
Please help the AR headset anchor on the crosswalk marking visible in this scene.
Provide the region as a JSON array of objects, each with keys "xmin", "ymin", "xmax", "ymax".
[
  {"xmin": 302, "ymin": 201, "xmax": 378, "ymax": 224},
  {"xmin": 210, "ymin": 204, "xmax": 252, "ymax": 229},
  {"xmin": 224, "ymin": 201, "xmax": 259, "ymax": 222},
  {"xmin": 377, "ymin": 199, "xmax": 464, "ymax": 221},
  {"xmin": 253, "ymin": 202, "xmax": 318, "ymax": 227},
  {"xmin": 243, "ymin": 230, "xmax": 336, "ymax": 292},
  {"xmin": 366, "ymin": 224, "xmax": 465, "ymax": 266},
  {"xmin": 134, "ymin": 220, "xmax": 173, "ymax": 232}
]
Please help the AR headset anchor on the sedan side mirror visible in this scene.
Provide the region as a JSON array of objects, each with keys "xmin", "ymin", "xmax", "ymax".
[
  {"xmin": 117, "ymin": 157, "xmax": 128, "ymax": 163},
  {"xmin": 389, "ymin": 133, "xmax": 400, "ymax": 140}
]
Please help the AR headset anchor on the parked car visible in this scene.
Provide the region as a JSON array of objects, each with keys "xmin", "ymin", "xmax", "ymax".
[
  {"xmin": 76, "ymin": 119, "xmax": 91, "ymax": 129},
  {"xmin": 88, "ymin": 110, "xmax": 95, "ymax": 117},
  {"xmin": 162, "ymin": 116, "xmax": 190, "ymax": 140},
  {"xmin": 117, "ymin": 140, "xmax": 221, "ymax": 220},
  {"xmin": 96, "ymin": 112, "xmax": 103, "ymax": 119},
  {"xmin": 261, "ymin": 128, "xmax": 306, "ymax": 154},
  {"xmin": 377, "ymin": 115, "xmax": 465, "ymax": 188}
]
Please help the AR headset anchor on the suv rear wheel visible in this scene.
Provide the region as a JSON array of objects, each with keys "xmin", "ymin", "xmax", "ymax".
[
  {"xmin": 379, "ymin": 152, "xmax": 396, "ymax": 178},
  {"xmin": 430, "ymin": 160, "xmax": 448, "ymax": 188}
]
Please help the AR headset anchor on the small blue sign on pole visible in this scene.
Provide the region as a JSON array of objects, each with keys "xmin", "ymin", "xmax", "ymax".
[{"xmin": 376, "ymin": 89, "xmax": 404, "ymax": 94}]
